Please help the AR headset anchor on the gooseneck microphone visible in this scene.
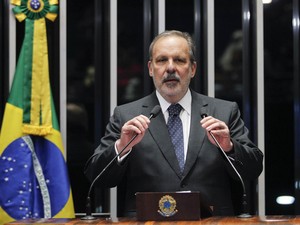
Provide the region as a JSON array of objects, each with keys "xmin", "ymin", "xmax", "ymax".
[
  {"xmin": 201, "ymin": 113, "xmax": 252, "ymax": 218},
  {"xmin": 81, "ymin": 105, "xmax": 162, "ymax": 220}
]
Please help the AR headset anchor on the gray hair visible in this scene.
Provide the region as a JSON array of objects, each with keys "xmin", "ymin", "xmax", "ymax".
[{"xmin": 149, "ymin": 30, "xmax": 196, "ymax": 63}]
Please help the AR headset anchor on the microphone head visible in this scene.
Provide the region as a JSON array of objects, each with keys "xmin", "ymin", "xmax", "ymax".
[
  {"xmin": 201, "ymin": 113, "xmax": 208, "ymax": 119},
  {"xmin": 200, "ymin": 107, "xmax": 208, "ymax": 119},
  {"xmin": 150, "ymin": 105, "xmax": 162, "ymax": 118}
]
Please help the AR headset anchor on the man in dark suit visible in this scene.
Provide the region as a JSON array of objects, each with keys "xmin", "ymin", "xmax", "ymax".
[{"xmin": 84, "ymin": 30, "xmax": 263, "ymax": 216}]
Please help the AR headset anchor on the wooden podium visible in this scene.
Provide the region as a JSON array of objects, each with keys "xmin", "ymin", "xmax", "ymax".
[{"xmin": 135, "ymin": 191, "xmax": 212, "ymax": 221}]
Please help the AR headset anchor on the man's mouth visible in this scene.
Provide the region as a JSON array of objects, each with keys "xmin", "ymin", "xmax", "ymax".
[
  {"xmin": 163, "ymin": 74, "xmax": 180, "ymax": 83},
  {"xmin": 164, "ymin": 78, "xmax": 179, "ymax": 83}
]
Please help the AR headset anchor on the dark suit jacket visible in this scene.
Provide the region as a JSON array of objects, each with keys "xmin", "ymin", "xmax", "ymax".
[{"xmin": 85, "ymin": 90, "xmax": 263, "ymax": 216}]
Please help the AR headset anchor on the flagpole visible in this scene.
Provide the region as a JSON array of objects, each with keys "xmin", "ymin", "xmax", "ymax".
[
  {"xmin": 60, "ymin": 0, "xmax": 67, "ymax": 155},
  {"xmin": 9, "ymin": 3, "xmax": 16, "ymax": 89}
]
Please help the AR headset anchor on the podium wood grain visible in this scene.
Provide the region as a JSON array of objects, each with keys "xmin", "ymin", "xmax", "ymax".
[{"xmin": 6, "ymin": 216, "xmax": 300, "ymax": 225}]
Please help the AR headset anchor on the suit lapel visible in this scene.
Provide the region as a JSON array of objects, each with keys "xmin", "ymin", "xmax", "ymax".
[
  {"xmin": 142, "ymin": 93, "xmax": 183, "ymax": 178},
  {"xmin": 149, "ymin": 111, "xmax": 183, "ymax": 177},
  {"xmin": 182, "ymin": 92, "xmax": 209, "ymax": 177}
]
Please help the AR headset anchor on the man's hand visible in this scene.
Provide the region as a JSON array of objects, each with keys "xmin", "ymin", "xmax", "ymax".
[
  {"xmin": 116, "ymin": 115, "xmax": 150, "ymax": 156},
  {"xmin": 200, "ymin": 116, "xmax": 233, "ymax": 152}
]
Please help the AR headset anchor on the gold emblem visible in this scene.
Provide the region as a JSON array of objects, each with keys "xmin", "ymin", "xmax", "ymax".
[{"xmin": 157, "ymin": 195, "xmax": 178, "ymax": 217}]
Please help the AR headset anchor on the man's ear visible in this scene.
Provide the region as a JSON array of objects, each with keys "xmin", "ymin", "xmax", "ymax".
[
  {"xmin": 191, "ymin": 61, "xmax": 197, "ymax": 78},
  {"xmin": 148, "ymin": 60, "xmax": 153, "ymax": 77}
]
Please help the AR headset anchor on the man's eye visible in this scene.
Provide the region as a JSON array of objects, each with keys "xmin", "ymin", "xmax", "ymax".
[{"xmin": 175, "ymin": 58, "xmax": 186, "ymax": 63}]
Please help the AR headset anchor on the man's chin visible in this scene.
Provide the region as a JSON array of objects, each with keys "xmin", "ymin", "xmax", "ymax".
[
  {"xmin": 161, "ymin": 88, "xmax": 181, "ymax": 99},
  {"xmin": 164, "ymin": 81, "xmax": 179, "ymax": 88}
]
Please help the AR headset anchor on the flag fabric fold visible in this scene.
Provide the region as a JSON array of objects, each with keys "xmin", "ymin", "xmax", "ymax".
[{"xmin": 0, "ymin": 1, "xmax": 75, "ymax": 224}]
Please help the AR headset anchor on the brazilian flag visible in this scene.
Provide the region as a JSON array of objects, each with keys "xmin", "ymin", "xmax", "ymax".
[{"xmin": 0, "ymin": 0, "xmax": 75, "ymax": 224}]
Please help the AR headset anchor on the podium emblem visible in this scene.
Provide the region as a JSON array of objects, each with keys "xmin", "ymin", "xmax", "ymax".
[{"xmin": 158, "ymin": 195, "xmax": 178, "ymax": 217}]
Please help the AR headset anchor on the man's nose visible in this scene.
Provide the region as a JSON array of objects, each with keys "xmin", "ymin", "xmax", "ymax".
[{"xmin": 166, "ymin": 60, "xmax": 175, "ymax": 72}]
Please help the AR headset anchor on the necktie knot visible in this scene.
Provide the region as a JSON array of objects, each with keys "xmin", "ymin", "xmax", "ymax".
[{"xmin": 168, "ymin": 104, "xmax": 182, "ymax": 117}]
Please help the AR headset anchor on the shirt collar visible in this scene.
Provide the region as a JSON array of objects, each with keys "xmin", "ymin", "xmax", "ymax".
[{"xmin": 156, "ymin": 89, "xmax": 192, "ymax": 116}]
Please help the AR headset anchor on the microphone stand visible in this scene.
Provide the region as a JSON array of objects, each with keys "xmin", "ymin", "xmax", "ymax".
[
  {"xmin": 81, "ymin": 133, "xmax": 139, "ymax": 220},
  {"xmin": 201, "ymin": 114, "xmax": 252, "ymax": 218},
  {"xmin": 81, "ymin": 106, "xmax": 161, "ymax": 220},
  {"xmin": 208, "ymin": 131, "xmax": 252, "ymax": 218}
]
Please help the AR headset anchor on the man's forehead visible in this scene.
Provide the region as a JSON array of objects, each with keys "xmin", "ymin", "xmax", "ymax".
[
  {"xmin": 153, "ymin": 51, "xmax": 188, "ymax": 58},
  {"xmin": 152, "ymin": 37, "xmax": 189, "ymax": 56}
]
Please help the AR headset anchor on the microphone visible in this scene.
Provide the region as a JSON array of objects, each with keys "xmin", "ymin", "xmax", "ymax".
[
  {"xmin": 81, "ymin": 105, "xmax": 162, "ymax": 220},
  {"xmin": 201, "ymin": 113, "xmax": 252, "ymax": 218}
]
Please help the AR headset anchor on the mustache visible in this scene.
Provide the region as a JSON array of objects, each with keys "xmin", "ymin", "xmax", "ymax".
[{"xmin": 162, "ymin": 73, "xmax": 180, "ymax": 83}]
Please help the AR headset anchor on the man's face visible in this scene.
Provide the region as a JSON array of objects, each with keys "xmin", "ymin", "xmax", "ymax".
[{"xmin": 148, "ymin": 36, "xmax": 197, "ymax": 103}]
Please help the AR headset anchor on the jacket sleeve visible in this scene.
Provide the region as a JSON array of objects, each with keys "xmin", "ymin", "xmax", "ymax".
[
  {"xmin": 226, "ymin": 102, "xmax": 264, "ymax": 180},
  {"xmin": 84, "ymin": 107, "xmax": 130, "ymax": 188}
]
